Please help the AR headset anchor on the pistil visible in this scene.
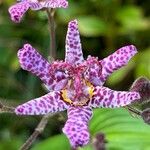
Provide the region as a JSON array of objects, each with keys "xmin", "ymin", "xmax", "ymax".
[{"xmin": 61, "ymin": 79, "xmax": 94, "ymax": 106}]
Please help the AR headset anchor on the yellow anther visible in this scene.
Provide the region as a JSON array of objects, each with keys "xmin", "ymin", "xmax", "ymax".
[
  {"xmin": 85, "ymin": 80, "xmax": 94, "ymax": 99},
  {"xmin": 73, "ymin": 99, "xmax": 89, "ymax": 106},
  {"xmin": 61, "ymin": 79, "xmax": 94, "ymax": 106},
  {"xmin": 61, "ymin": 89, "xmax": 73, "ymax": 104}
]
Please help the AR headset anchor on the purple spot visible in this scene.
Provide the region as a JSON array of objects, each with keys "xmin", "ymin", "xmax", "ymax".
[
  {"xmin": 48, "ymin": 79, "xmax": 53, "ymax": 85},
  {"xmin": 22, "ymin": 58, "xmax": 26, "ymax": 62},
  {"xmin": 17, "ymin": 107, "xmax": 24, "ymax": 113},
  {"xmin": 39, "ymin": 73, "xmax": 44, "ymax": 78},
  {"xmin": 117, "ymin": 100, "xmax": 120, "ymax": 105},
  {"xmin": 70, "ymin": 44, "xmax": 73, "ymax": 48},
  {"xmin": 109, "ymin": 93, "xmax": 114, "ymax": 100},
  {"xmin": 103, "ymin": 90, "xmax": 107, "ymax": 95},
  {"xmin": 109, "ymin": 56, "xmax": 113, "ymax": 61},
  {"xmin": 27, "ymin": 64, "xmax": 32, "ymax": 69},
  {"xmin": 23, "ymin": 52, "xmax": 27, "ymax": 57}
]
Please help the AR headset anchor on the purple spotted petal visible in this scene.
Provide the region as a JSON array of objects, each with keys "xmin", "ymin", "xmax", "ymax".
[
  {"xmin": 65, "ymin": 20, "xmax": 84, "ymax": 65},
  {"xmin": 63, "ymin": 106, "xmax": 92, "ymax": 148},
  {"xmin": 100, "ymin": 45, "xmax": 137, "ymax": 84},
  {"xmin": 29, "ymin": 2, "xmax": 42, "ymax": 10},
  {"xmin": 84, "ymin": 56, "xmax": 102, "ymax": 86},
  {"xmin": 89, "ymin": 86, "xmax": 141, "ymax": 108},
  {"xmin": 18, "ymin": 44, "xmax": 68, "ymax": 90},
  {"xmin": 8, "ymin": 1, "xmax": 30, "ymax": 23},
  {"xmin": 42, "ymin": 0, "xmax": 68, "ymax": 8},
  {"xmin": 15, "ymin": 91, "xmax": 69, "ymax": 115},
  {"xmin": 18, "ymin": 44, "xmax": 51, "ymax": 86}
]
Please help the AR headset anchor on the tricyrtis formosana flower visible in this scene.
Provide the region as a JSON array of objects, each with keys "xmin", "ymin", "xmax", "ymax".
[
  {"xmin": 8, "ymin": 0, "xmax": 68, "ymax": 23},
  {"xmin": 15, "ymin": 20, "xmax": 141, "ymax": 148}
]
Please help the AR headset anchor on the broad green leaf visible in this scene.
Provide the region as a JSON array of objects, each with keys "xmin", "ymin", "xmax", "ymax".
[
  {"xmin": 135, "ymin": 49, "xmax": 150, "ymax": 78},
  {"xmin": 32, "ymin": 108, "xmax": 150, "ymax": 150},
  {"xmin": 0, "ymin": 137, "xmax": 22, "ymax": 150},
  {"xmin": 78, "ymin": 16, "xmax": 107, "ymax": 37},
  {"xmin": 90, "ymin": 108, "xmax": 150, "ymax": 150},
  {"xmin": 116, "ymin": 6, "xmax": 149, "ymax": 32},
  {"xmin": 0, "ymin": 47, "xmax": 11, "ymax": 66},
  {"xmin": 0, "ymin": 46, "xmax": 19, "ymax": 71},
  {"xmin": 57, "ymin": 2, "xmax": 85, "ymax": 23},
  {"xmin": 32, "ymin": 134, "xmax": 70, "ymax": 150},
  {"xmin": 9, "ymin": 55, "xmax": 20, "ymax": 71}
]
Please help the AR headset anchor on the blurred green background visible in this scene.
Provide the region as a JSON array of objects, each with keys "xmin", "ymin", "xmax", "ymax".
[{"xmin": 0, "ymin": 0, "xmax": 150, "ymax": 150}]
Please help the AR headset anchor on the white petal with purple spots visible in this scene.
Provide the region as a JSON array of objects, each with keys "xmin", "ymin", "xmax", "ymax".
[
  {"xmin": 100, "ymin": 45, "xmax": 137, "ymax": 84},
  {"xmin": 65, "ymin": 20, "xmax": 84, "ymax": 65},
  {"xmin": 18, "ymin": 44, "xmax": 68, "ymax": 90},
  {"xmin": 8, "ymin": 0, "xmax": 68, "ymax": 23},
  {"xmin": 15, "ymin": 91, "xmax": 69, "ymax": 115},
  {"xmin": 63, "ymin": 106, "xmax": 92, "ymax": 148},
  {"xmin": 8, "ymin": 1, "xmax": 30, "ymax": 23},
  {"xmin": 84, "ymin": 56, "xmax": 102, "ymax": 86},
  {"xmin": 89, "ymin": 86, "xmax": 141, "ymax": 108},
  {"xmin": 42, "ymin": 0, "xmax": 68, "ymax": 8},
  {"xmin": 29, "ymin": 1, "xmax": 42, "ymax": 10}
]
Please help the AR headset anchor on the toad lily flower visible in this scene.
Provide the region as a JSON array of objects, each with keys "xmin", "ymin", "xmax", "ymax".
[
  {"xmin": 15, "ymin": 20, "xmax": 141, "ymax": 148},
  {"xmin": 8, "ymin": 0, "xmax": 68, "ymax": 23}
]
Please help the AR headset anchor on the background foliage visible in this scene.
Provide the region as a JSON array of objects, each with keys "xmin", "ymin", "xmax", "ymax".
[{"xmin": 0, "ymin": 0, "xmax": 150, "ymax": 149}]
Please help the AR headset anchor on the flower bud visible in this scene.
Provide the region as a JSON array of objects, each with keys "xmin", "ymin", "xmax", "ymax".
[
  {"xmin": 130, "ymin": 77, "xmax": 150, "ymax": 104},
  {"xmin": 92, "ymin": 133, "xmax": 107, "ymax": 150},
  {"xmin": 141, "ymin": 108, "xmax": 150, "ymax": 125}
]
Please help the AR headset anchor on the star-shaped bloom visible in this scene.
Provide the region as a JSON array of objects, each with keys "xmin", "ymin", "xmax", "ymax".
[
  {"xmin": 15, "ymin": 20, "xmax": 141, "ymax": 148},
  {"xmin": 8, "ymin": 0, "xmax": 68, "ymax": 23}
]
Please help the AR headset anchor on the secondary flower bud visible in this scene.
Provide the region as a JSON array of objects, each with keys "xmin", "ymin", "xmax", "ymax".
[
  {"xmin": 130, "ymin": 77, "xmax": 150, "ymax": 104},
  {"xmin": 8, "ymin": 0, "xmax": 68, "ymax": 23},
  {"xmin": 141, "ymin": 108, "xmax": 150, "ymax": 125},
  {"xmin": 92, "ymin": 133, "xmax": 106, "ymax": 150}
]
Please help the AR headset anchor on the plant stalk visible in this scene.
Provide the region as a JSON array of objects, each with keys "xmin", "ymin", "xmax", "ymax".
[
  {"xmin": 19, "ymin": 8, "xmax": 57, "ymax": 150},
  {"xmin": 46, "ymin": 8, "xmax": 56, "ymax": 59}
]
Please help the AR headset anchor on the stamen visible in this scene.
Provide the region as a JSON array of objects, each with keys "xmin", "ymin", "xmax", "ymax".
[
  {"xmin": 85, "ymin": 80, "xmax": 94, "ymax": 99},
  {"xmin": 61, "ymin": 89, "xmax": 73, "ymax": 104},
  {"xmin": 61, "ymin": 80, "xmax": 94, "ymax": 106},
  {"xmin": 73, "ymin": 99, "xmax": 89, "ymax": 106}
]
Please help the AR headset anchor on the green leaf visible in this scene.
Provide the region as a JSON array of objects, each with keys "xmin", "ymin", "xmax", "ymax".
[
  {"xmin": 57, "ymin": 2, "xmax": 85, "ymax": 23},
  {"xmin": 116, "ymin": 6, "xmax": 149, "ymax": 32},
  {"xmin": 32, "ymin": 134, "xmax": 70, "ymax": 150},
  {"xmin": 135, "ymin": 49, "xmax": 150, "ymax": 78},
  {"xmin": 0, "ymin": 46, "xmax": 11, "ymax": 66},
  {"xmin": 90, "ymin": 108, "xmax": 150, "ymax": 150},
  {"xmin": 0, "ymin": 137, "xmax": 22, "ymax": 150},
  {"xmin": 32, "ymin": 108, "xmax": 150, "ymax": 150},
  {"xmin": 78, "ymin": 16, "xmax": 107, "ymax": 37}
]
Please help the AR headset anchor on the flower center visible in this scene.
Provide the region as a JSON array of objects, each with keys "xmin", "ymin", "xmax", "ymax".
[
  {"xmin": 51, "ymin": 61, "xmax": 96, "ymax": 106},
  {"xmin": 61, "ymin": 80, "xmax": 94, "ymax": 106}
]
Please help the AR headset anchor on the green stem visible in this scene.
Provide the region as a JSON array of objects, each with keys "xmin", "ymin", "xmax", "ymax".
[
  {"xmin": 20, "ymin": 113, "xmax": 55, "ymax": 150},
  {"xmin": 46, "ymin": 8, "xmax": 56, "ymax": 59},
  {"xmin": 19, "ymin": 8, "xmax": 57, "ymax": 150},
  {"xmin": 0, "ymin": 102, "xmax": 15, "ymax": 113},
  {"xmin": 127, "ymin": 106, "xmax": 141, "ymax": 116}
]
